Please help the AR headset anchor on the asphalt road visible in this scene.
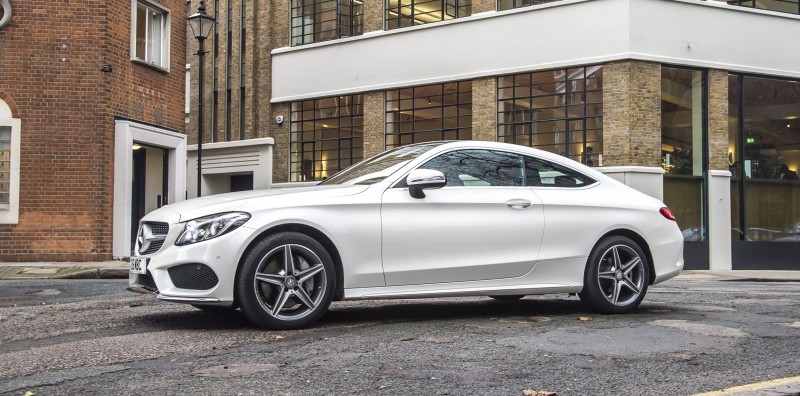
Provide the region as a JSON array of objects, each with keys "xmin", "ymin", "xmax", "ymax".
[{"xmin": 0, "ymin": 276, "xmax": 798, "ymax": 395}]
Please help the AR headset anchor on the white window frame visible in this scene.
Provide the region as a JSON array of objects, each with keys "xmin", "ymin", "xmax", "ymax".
[
  {"xmin": 0, "ymin": 98, "xmax": 20, "ymax": 224},
  {"xmin": 130, "ymin": 0, "xmax": 171, "ymax": 71}
]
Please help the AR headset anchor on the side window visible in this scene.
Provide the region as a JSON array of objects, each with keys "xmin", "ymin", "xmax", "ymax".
[
  {"xmin": 524, "ymin": 155, "xmax": 596, "ymax": 187},
  {"xmin": 419, "ymin": 149, "xmax": 524, "ymax": 187}
]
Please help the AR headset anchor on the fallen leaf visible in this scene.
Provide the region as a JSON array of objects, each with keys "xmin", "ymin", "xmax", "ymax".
[
  {"xmin": 275, "ymin": 335, "xmax": 285, "ymax": 340},
  {"xmin": 523, "ymin": 390, "xmax": 557, "ymax": 396},
  {"xmin": 578, "ymin": 316, "xmax": 592, "ymax": 321}
]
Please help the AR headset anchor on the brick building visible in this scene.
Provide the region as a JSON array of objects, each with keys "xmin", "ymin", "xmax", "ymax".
[
  {"xmin": 0, "ymin": 0, "xmax": 187, "ymax": 260},
  {"xmin": 185, "ymin": 0, "xmax": 799, "ymax": 270}
]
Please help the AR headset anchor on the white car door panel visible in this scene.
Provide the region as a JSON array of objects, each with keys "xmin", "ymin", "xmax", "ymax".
[{"xmin": 381, "ymin": 186, "xmax": 544, "ymax": 286}]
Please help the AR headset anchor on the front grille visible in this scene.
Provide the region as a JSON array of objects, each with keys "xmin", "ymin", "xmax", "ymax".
[
  {"xmin": 168, "ymin": 264, "xmax": 219, "ymax": 290},
  {"xmin": 138, "ymin": 271, "xmax": 159, "ymax": 292},
  {"xmin": 138, "ymin": 221, "xmax": 169, "ymax": 255}
]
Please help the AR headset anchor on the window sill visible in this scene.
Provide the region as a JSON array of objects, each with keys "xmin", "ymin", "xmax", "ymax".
[
  {"xmin": 0, "ymin": 204, "xmax": 9, "ymax": 212},
  {"xmin": 131, "ymin": 58, "xmax": 170, "ymax": 74}
]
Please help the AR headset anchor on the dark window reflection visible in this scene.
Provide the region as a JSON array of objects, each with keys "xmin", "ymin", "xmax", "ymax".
[{"xmin": 420, "ymin": 150, "xmax": 523, "ymax": 187}]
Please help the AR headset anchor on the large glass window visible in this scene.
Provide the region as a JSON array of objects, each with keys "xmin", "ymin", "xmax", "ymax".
[
  {"xmin": 725, "ymin": 0, "xmax": 799, "ymax": 15},
  {"xmin": 133, "ymin": 1, "xmax": 169, "ymax": 69},
  {"xmin": 497, "ymin": 0, "xmax": 562, "ymax": 11},
  {"xmin": 661, "ymin": 67, "xmax": 706, "ymax": 241},
  {"xmin": 498, "ymin": 66, "xmax": 603, "ymax": 165},
  {"xmin": 291, "ymin": 0, "xmax": 364, "ymax": 46},
  {"xmin": 385, "ymin": 0, "xmax": 471, "ymax": 30},
  {"xmin": 729, "ymin": 74, "xmax": 800, "ymax": 242},
  {"xmin": 386, "ymin": 81, "xmax": 472, "ymax": 149},
  {"xmin": 420, "ymin": 150, "xmax": 524, "ymax": 187},
  {"xmin": 0, "ymin": 127, "xmax": 10, "ymax": 205},
  {"xmin": 290, "ymin": 95, "xmax": 364, "ymax": 182}
]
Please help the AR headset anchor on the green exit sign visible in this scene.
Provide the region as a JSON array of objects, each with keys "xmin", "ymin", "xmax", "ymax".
[{"xmin": 746, "ymin": 137, "xmax": 756, "ymax": 144}]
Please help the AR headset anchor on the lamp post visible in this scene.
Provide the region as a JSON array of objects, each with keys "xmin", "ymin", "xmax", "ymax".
[{"xmin": 188, "ymin": 1, "xmax": 215, "ymax": 198}]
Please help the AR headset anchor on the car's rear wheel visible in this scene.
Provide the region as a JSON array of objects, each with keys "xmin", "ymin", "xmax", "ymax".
[
  {"xmin": 237, "ymin": 232, "xmax": 335, "ymax": 330},
  {"xmin": 579, "ymin": 236, "xmax": 649, "ymax": 314},
  {"xmin": 490, "ymin": 295, "xmax": 525, "ymax": 301}
]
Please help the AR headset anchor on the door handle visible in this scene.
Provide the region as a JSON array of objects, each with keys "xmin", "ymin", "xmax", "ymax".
[{"xmin": 506, "ymin": 199, "xmax": 532, "ymax": 209}]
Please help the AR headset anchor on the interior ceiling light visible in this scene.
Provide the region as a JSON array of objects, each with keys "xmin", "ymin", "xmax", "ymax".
[{"xmin": 132, "ymin": 144, "xmax": 142, "ymax": 150}]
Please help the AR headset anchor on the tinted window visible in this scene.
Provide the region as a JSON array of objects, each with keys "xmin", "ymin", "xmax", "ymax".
[
  {"xmin": 419, "ymin": 150, "xmax": 524, "ymax": 187},
  {"xmin": 524, "ymin": 155, "xmax": 596, "ymax": 187}
]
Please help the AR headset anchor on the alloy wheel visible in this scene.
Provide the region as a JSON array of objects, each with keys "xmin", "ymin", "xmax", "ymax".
[
  {"xmin": 596, "ymin": 244, "xmax": 645, "ymax": 306},
  {"xmin": 253, "ymin": 244, "xmax": 327, "ymax": 321}
]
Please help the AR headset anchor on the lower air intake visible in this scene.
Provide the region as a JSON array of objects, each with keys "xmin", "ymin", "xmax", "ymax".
[{"xmin": 168, "ymin": 264, "xmax": 219, "ymax": 290}]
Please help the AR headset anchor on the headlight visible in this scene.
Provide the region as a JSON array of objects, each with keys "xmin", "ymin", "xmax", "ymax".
[{"xmin": 175, "ymin": 212, "xmax": 251, "ymax": 246}]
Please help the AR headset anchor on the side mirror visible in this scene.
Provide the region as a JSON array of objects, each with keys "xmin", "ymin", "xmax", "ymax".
[{"xmin": 406, "ymin": 169, "xmax": 447, "ymax": 199}]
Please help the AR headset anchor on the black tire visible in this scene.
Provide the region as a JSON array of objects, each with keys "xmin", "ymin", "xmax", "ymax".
[
  {"xmin": 237, "ymin": 232, "xmax": 336, "ymax": 330},
  {"xmin": 490, "ymin": 295, "xmax": 525, "ymax": 302},
  {"xmin": 578, "ymin": 236, "xmax": 650, "ymax": 314}
]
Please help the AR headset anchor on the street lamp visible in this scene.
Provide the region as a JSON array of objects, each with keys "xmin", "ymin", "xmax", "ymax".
[{"xmin": 188, "ymin": 1, "xmax": 215, "ymax": 197}]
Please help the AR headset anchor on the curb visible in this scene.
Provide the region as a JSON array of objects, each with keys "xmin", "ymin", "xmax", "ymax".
[{"xmin": 0, "ymin": 267, "xmax": 128, "ymax": 280}]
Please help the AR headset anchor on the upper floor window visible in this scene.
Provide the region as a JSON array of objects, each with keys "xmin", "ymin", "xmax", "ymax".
[
  {"xmin": 291, "ymin": 0, "xmax": 364, "ymax": 46},
  {"xmin": 386, "ymin": 0, "xmax": 471, "ymax": 30},
  {"xmin": 386, "ymin": 81, "xmax": 472, "ymax": 149},
  {"xmin": 498, "ymin": 66, "xmax": 603, "ymax": 166},
  {"xmin": 132, "ymin": 0, "xmax": 170, "ymax": 69},
  {"xmin": 725, "ymin": 0, "xmax": 799, "ymax": 15},
  {"xmin": 497, "ymin": 0, "xmax": 562, "ymax": 11}
]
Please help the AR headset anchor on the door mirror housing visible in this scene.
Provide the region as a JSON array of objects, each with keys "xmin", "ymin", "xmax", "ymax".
[{"xmin": 406, "ymin": 169, "xmax": 447, "ymax": 199}]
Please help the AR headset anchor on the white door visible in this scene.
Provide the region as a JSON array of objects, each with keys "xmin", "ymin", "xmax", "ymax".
[{"xmin": 380, "ymin": 149, "xmax": 545, "ymax": 286}]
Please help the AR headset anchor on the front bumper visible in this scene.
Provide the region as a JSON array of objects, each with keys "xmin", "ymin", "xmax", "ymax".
[{"xmin": 128, "ymin": 223, "xmax": 254, "ymax": 306}]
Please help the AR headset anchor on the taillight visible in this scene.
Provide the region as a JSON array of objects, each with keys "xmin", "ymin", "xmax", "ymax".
[{"xmin": 660, "ymin": 207, "xmax": 676, "ymax": 221}]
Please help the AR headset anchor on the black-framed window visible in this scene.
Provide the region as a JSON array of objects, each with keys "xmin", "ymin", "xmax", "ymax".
[
  {"xmin": 386, "ymin": 81, "xmax": 472, "ymax": 149},
  {"xmin": 729, "ymin": 74, "xmax": 800, "ymax": 242},
  {"xmin": 497, "ymin": 0, "xmax": 562, "ymax": 11},
  {"xmin": 661, "ymin": 66, "xmax": 708, "ymax": 242},
  {"xmin": 726, "ymin": 0, "xmax": 799, "ymax": 15},
  {"xmin": 290, "ymin": 95, "xmax": 364, "ymax": 182},
  {"xmin": 498, "ymin": 66, "xmax": 603, "ymax": 165},
  {"xmin": 291, "ymin": 0, "xmax": 364, "ymax": 46},
  {"xmin": 385, "ymin": 0, "xmax": 471, "ymax": 30}
]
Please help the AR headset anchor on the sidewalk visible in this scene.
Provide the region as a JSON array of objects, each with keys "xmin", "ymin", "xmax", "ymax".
[
  {"xmin": 0, "ymin": 261, "xmax": 129, "ymax": 280},
  {"xmin": 0, "ymin": 261, "xmax": 798, "ymax": 281}
]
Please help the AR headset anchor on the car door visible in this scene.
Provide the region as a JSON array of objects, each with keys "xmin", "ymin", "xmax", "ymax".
[{"xmin": 380, "ymin": 149, "xmax": 545, "ymax": 286}]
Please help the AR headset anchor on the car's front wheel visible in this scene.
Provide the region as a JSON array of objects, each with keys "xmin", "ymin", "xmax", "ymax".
[
  {"xmin": 578, "ymin": 236, "xmax": 649, "ymax": 314},
  {"xmin": 237, "ymin": 232, "xmax": 335, "ymax": 330}
]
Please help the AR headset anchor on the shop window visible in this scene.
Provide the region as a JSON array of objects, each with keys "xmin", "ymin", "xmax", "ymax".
[
  {"xmin": 290, "ymin": 95, "xmax": 364, "ymax": 181},
  {"xmin": 386, "ymin": 0, "xmax": 471, "ymax": 30},
  {"xmin": 132, "ymin": 0, "xmax": 170, "ymax": 69},
  {"xmin": 385, "ymin": 81, "xmax": 472, "ymax": 149},
  {"xmin": 661, "ymin": 67, "xmax": 707, "ymax": 242},
  {"xmin": 291, "ymin": 0, "xmax": 364, "ymax": 46},
  {"xmin": 497, "ymin": 66, "xmax": 603, "ymax": 165},
  {"xmin": 729, "ymin": 74, "xmax": 800, "ymax": 242}
]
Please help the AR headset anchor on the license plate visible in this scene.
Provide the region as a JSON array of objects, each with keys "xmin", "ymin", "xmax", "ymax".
[{"xmin": 130, "ymin": 257, "xmax": 148, "ymax": 274}]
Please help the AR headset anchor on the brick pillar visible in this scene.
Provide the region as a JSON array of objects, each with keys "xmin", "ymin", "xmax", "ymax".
[
  {"xmin": 602, "ymin": 61, "xmax": 662, "ymax": 167},
  {"xmin": 364, "ymin": 1, "xmax": 384, "ymax": 33},
  {"xmin": 472, "ymin": 0, "xmax": 496, "ymax": 13},
  {"xmin": 707, "ymin": 69, "xmax": 730, "ymax": 171},
  {"xmin": 363, "ymin": 91, "xmax": 385, "ymax": 158},
  {"xmin": 271, "ymin": 102, "xmax": 291, "ymax": 183},
  {"xmin": 472, "ymin": 77, "xmax": 496, "ymax": 141}
]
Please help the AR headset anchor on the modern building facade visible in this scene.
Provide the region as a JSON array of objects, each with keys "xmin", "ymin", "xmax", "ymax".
[
  {"xmin": 0, "ymin": 0, "xmax": 188, "ymax": 261},
  {"xmin": 193, "ymin": 0, "xmax": 798, "ymax": 270}
]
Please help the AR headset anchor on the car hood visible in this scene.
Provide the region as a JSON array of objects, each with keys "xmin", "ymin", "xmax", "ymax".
[{"xmin": 141, "ymin": 184, "xmax": 368, "ymax": 224}]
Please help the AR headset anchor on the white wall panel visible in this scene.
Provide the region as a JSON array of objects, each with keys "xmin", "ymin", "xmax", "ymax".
[{"xmin": 272, "ymin": 0, "xmax": 800, "ymax": 102}]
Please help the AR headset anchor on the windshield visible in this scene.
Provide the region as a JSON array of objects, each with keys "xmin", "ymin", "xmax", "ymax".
[{"xmin": 320, "ymin": 142, "xmax": 444, "ymax": 185}]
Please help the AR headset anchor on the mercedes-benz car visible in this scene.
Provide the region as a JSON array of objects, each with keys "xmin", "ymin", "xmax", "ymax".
[{"xmin": 129, "ymin": 141, "xmax": 683, "ymax": 329}]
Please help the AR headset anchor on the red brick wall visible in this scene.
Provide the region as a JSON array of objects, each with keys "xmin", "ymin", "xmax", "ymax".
[{"xmin": 0, "ymin": 0, "xmax": 186, "ymax": 262}]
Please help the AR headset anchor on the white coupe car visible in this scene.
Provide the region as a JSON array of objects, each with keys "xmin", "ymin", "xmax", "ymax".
[{"xmin": 129, "ymin": 141, "xmax": 683, "ymax": 329}]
